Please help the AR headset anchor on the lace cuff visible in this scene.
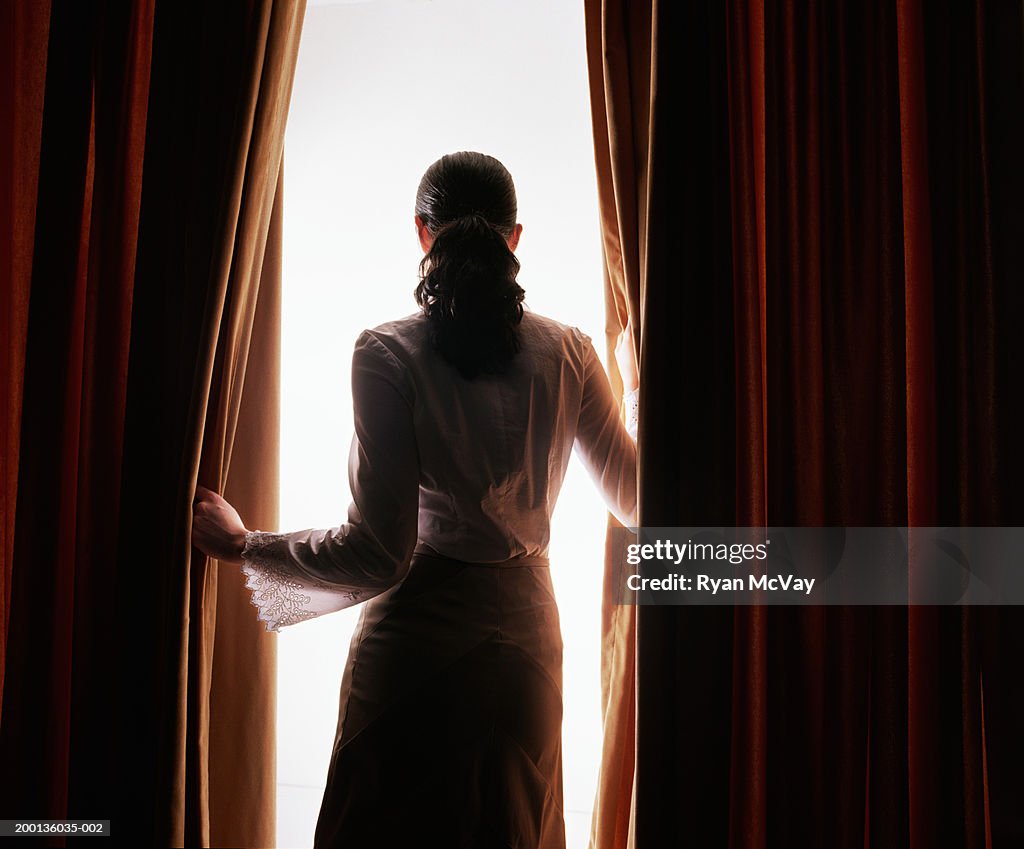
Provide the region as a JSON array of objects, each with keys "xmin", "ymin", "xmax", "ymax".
[
  {"xmin": 240, "ymin": 530, "xmax": 369, "ymax": 632},
  {"xmin": 624, "ymin": 387, "xmax": 639, "ymax": 440}
]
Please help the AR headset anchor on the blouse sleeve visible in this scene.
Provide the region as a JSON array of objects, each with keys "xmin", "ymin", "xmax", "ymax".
[
  {"xmin": 572, "ymin": 332, "xmax": 638, "ymax": 528},
  {"xmin": 239, "ymin": 330, "xmax": 420, "ymax": 631}
]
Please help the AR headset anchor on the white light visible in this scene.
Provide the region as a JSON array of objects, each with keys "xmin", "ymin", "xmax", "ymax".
[{"xmin": 279, "ymin": 3, "xmax": 606, "ymax": 847}]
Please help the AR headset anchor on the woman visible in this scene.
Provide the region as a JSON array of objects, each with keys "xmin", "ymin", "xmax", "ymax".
[{"xmin": 192, "ymin": 151, "xmax": 638, "ymax": 848}]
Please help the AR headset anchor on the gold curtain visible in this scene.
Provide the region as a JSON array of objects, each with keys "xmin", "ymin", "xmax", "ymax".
[{"xmin": 584, "ymin": 2, "xmax": 652, "ymax": 846}]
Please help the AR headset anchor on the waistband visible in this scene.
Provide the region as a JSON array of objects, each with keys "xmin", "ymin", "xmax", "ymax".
[{"xmin": 412, "ymin": 545, "xmax": 550, "ymax": 569}]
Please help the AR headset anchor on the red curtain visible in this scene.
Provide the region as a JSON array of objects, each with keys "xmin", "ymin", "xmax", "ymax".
[
  {"xmin": 1, "ymin": 2, "xmax": 305, "ymax": 845},
  {"xmin": 586, "ymin": 0, "xmax": 1024, "ymax": 845}
]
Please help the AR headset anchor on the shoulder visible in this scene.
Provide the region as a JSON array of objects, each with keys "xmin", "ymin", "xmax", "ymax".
[
  {"xmin": 520, "ymin": 308, "xmax": 574, "ymax": 337},
  {"xmin": 519, "ymin": 309, "xmax": 595, "ymax": 366},
  {"xmin": 351, "ymin": 313, "xmax": 426, "ymax": 403},
  {"xmin": 520, "ymin": 309, "xmax": 591, "ymax": 347},
  {"xmin": 356, "ymin": 312, "xmax": 430, "ymax": 360},
  {"xmin": 362, "ymin": 311, "xmax": 429, "ymax": 342}
]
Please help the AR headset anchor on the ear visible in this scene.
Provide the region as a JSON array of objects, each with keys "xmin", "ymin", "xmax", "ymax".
[
  {"xmin": 415, "ymin": 215, "xmax": 432, "ymax": 253},
  {"xmin": 508, "ymin": 222, "xmax": 523, "ymax": 252}
]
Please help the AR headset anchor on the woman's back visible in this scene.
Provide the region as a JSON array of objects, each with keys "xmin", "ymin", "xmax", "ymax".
[{"xmin": 363, "ymin": 308, "xmax": 636, "ymax": 563}]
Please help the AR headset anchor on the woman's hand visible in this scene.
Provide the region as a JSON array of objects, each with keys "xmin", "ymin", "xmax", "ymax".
[
  {"xmin": 614, "ymin": 317, "xmax": 639, "ymax": 394},
  {"xmin": 192, "ymin": 485, "xmax": 248, "ymax": 565}
]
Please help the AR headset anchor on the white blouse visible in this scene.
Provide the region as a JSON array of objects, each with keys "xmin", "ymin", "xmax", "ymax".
[{"xmin": 240, "ymin": 309, "xmax": 639, "ymax": 631}]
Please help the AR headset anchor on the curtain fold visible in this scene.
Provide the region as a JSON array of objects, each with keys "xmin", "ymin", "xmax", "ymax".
[
  {"xmin": 0, "ymin": 0, "xmax": 51, "ymax": 707},
  {"xmin": 585, "ymin": 1, "xmax": 1024, "ymax": 846},
  {"xmin": 584, "ymin": 2, "xmax": 649, "ymax": 846},
  {"xmin": 1, "ymin": 2, "xmax": 305, "ymax": 846},
  {"xmin": 209, "ymin": 168, "xmax": 284, "ymax": 849}
]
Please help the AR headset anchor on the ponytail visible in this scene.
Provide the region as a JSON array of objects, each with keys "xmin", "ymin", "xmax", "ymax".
[
  {"xmin": 415, "ymin": 212, "xmax": 526, "ymax": 380},
  {"xmin": 413, "ymin": 151, "xmax": 526, "ymax": 380}
]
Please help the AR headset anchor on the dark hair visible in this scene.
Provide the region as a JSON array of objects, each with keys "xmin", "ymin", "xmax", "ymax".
[{"xmin": 414, "ymin": 151, "xmax": 526, "ymax": 379}]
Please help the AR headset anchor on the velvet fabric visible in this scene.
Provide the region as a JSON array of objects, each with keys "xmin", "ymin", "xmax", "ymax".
[
  {"xmin": 0, "ymin": 2, "xmax": 306, "ymax": 845},
  {"xmin": 585, "ymin": 1, "xmax": 1024, "ymax": 846}
]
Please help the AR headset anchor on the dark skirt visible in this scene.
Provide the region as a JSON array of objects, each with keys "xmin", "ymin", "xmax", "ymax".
[{"xmin": 313, "ymin": 550, "xmax": 566, "ymax": 849}]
